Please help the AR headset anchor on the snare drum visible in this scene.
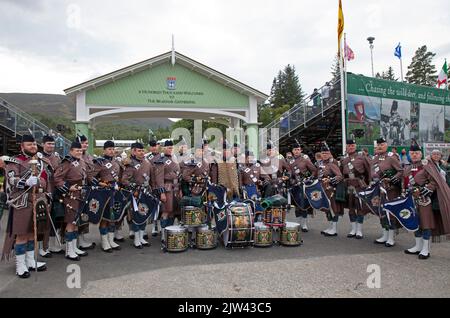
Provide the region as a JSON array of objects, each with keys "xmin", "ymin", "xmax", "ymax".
[
  {"xmin": 182, "ymin": 206, "xmax": 205, "ymax": 227},
  {"xmin": 195, "ymin": 225, "xmax": 218, "ymax": 250},
  {"xmin": 254, "ymin": 222, "xmax": 273, "ymax": 247},
  {"xmin": 280, "ymin": 222, "xmax": 301, "ymax": 247},
  {"xmin": 164, "ymin": 225, "xmax": 189, "ymax": 252},
  {"xmin": 263, "ymin": 207, "xmax": 287, "ymax": 228}
]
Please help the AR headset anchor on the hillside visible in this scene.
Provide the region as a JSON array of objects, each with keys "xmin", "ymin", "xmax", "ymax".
[{"xmin": 0, "ymin": 93, "xmax": 173, "ymax": 130}]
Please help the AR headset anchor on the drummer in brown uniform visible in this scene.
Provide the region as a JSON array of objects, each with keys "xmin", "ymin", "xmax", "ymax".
[
  {"xmin": 404, "ymin": 145, "xmax": 450, "ymax": 259},
  {"xmin": 288, "ymin": 140, "xmax": 317, "ymax": 232},
  {"xmin": 89, "ymin": 141, "xmax": 124, "ymax": 253},
  {"xmin": 53, "ymin": 141, "xmax": 89, "ymax": 261},
  {"xmin": 372, "ymin": 137, "xmax": 403, "ymax": 247},
  {"xmin": 340, "ymin": 136, "xmax": 371, "ymax": 239},
  {"xmin": 318, "ymin": 143, "xmax": 344, "ymax": 237},
  {"xmin": 2, "ymin": 135, "xmax": 50, "ymax": 278},
  {"xmin": 159, "ymin": 140, "xmax": 181, "ymax": 233},
  {"xmin": 77, "ymin": 135, "xmax": 96, "ymax": 250},
  {"xmin": 121, "ymin": 142, "xmax": 165, "ymax": 248},
  {"xmin": 38, "ymin": 135, "xmax": 63, "ymax": 257}
]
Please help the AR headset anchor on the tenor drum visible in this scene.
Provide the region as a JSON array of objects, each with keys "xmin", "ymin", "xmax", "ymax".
[
  {"xmin": 263, "ymin": 207, "xmax": 287, "ymax": 228},
  {"xmin": 182, "ymin": 206, "xmax": 205, "ymax": 227},
  {"xmin": 164, "ymin": 225, "xmax": 189, "ymax": 252},
  {"xmin": 222, "ymin": 203, "xmax": 254, "ymax": 248},
  {"xmin": 280, "ymin": 222, "xmax": 301, "ymax": 247},
  {"xmin": 195, "ymin": 225, "xmax": 218, "ymax": 250},
  {"xmin": 254, "ymin": 222, "xmax": 273, "ymax": 247}
]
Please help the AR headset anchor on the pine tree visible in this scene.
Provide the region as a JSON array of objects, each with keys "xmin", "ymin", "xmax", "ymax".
[
  {"xmin": 376, "ymin": 67, "xmax": 397, "ymax": 81},
  {"xmin": 331, "ymin": 54, "xmax": 341, "ymax": 83},
  {"xmin": 269, "ymin": 65, "xmax": 305, "ymax": 108},
  {"xmin": 405, "ymin": 45, "xmax": 437, "ymax": 86}
]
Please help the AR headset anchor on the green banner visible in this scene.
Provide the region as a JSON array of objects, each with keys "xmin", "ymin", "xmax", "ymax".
[{"xmin": 346, "ymin": 73, "xmax": 450, "ymax": 149}]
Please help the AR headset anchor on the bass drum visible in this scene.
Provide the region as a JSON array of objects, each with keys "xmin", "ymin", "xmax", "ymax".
[{"xmin": 222, "ymin": 203, "xmax": 254, "ymax": 249}]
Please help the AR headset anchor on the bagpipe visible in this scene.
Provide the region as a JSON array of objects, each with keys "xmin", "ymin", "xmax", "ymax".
[
  {"xmin": 357, "ymin": 181, "xmax": 420, "ymax": 232},
  {"xmin": 302, "ymin": 178, "xmax": 333, "ymax": 214},
  {"xmin": 130, "ymin": 188, "xmax": 160, "ymax": 226},
  {"xmin": 290, "ymin": 174, "xmax": 315, "ymax": 212}
]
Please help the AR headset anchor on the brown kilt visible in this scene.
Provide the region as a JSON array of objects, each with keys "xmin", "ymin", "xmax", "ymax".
[
  {"xmin": 418, "ymin": 204, "xmax": 436, "ymax": 230},
  {"xmin": 63, "ymin": 191, "xmax": 81, "ymax": 224},
  {"xmin": 161, "ymin": 183, "xmax": 176, "ymax": 218}
]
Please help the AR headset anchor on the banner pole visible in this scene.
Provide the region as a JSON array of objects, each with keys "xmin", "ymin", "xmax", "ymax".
[{"xmin": 340, "ymin": 33, "xmax": 347, "ymax": 155}]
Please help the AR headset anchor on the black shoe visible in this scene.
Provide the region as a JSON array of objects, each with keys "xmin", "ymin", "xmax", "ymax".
[
  {"xmin": 134, "ymin": 244, "xmax": 143, "ymax": 249},
  {"xmin": 79, "ymin": 243, "xmax": 96, "ymax": 251},
  {"xmin": 385, "ymin": 242, "xmax": 395, "ymax": 248},
  {"xmin": 404, "ymin": 249, "xmax": 420, "ymax": 255},
  {"xmin": 40, "ymin": 252, "xmax": 53, "ymax": 258},
  {"xmin": 141, "ymin": 242, "xmax": 150, "ymax": 247},
  {"xmin": 50, "ymin": 249, "xmax": 65, "ymax": 255},
  {"xmin": 355, "ymin": 235, "xmax": 364, "ymax": 240},
  {"xmin": 102, "ymin": 248, "xmax": 113, "ymax": 253},
  {"xmin": 114, "ymin": 237, "xmax": 125, "ymax": 243},
  {"xmin": 320, "ymin": 231, "xmax": 328, "ymax": 235},
  {"xmin": 129, "ymin": 234, "xmax": 135, "ymax": 239},
  {"xmin": 347, "ymin": 233, "xmax": 356, "ymax": 238},
  {"xmin": 77, "ymin": 251, "xmax": 88, "ymax": 257},
  {"xmin": 301, "ymin": 228, "xmax": 309, "ymax": 233},
  {"xmin": 418, "ymin": 253, "xmax": 430, "ymax": 260},
  {"xmin": 29, "ymin": 264, "xmax": 47, "ymax": 272},
  {"xmin": 66, "ymin": 255, "xmax": 80, "ymax": 261},
  {"xmin": 143, "ymin": 234, "xmax": 149, "ymax": 240},
  {"xmin": 111, "ymin": 245, "xmax": 121, "ymax": 251},
  {"xmin": 374, "ymin": 240, "xmax": 387, "ymax": 245},
  {"xmin": 17, "ymin": 271, "xmax": 31, "ymax": 279},
  {"xmin": 324, "ymin": 233, "xmax": 338, "ymax": 237}
]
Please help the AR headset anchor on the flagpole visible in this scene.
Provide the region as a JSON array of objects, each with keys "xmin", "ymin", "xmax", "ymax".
[
  {"xmin": 340, "ymin": 33, "xmax": 347, "ymax": 155},
  {"xmin": 399, "ymin": 55, "xmax": 404, "ymax": 82}
]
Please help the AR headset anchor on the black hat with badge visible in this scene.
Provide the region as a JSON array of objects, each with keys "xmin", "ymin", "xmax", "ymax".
[
  {"xmin": 164, "ymin": 140, "xmax": 174, "ymax": 147},
  {"xmin": 42, "ymin": 135, "xmax": 55, "ymax": 143},
  {"xmin": 70, "ymin": 141, "xmax": 82, "ymax": 149},
  {"xmin": 376, "ymin": 137, "xmax": 387, "ymax": 144},
  {"xmin": 131, "ymin": 142, "xmax": 144, "ymax": 149},
  {"xmin": 291, "ymin": 139, "xmax": 303, "ymax": 150},
  {"xmin": 410, "ymin": 139, "xmax": 421, "ymax": 152},
  {"xmin": 103, "ymin": 140, "xmax": 115, "ymax": 149},
  {"xmin": 21, "ymin": 134, "xmax": 35, "ymax": 143},
  {"xmin": 320, "ymin": 142, "xmax": 330, "ymax": 152}
]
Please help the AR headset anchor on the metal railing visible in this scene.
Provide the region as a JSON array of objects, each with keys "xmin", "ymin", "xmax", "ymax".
[
  {"xmin": 261, "ymin": 79, "xmax": 341, "ymax": 144},
  {"xmin": 0, "ymin": 97, "xmax": 72, "ymax": 156}
]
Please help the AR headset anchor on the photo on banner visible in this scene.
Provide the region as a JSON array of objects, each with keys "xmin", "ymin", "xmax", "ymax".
[
  {"xmin": 347, "ymin": 94, "xmax": 381, "ymax": 145},
  {"xmin": 380, "ymin": 98, "xmax": 411, "ymax": 146},
  {"xmin": 419, "ymin": 103, "xmax": 445, "ymax": 143}
]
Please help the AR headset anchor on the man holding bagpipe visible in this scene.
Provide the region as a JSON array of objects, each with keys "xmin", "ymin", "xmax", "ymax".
[
  {"xmin": 339, "ymin": 136, "xmax": 372, "ymax": 239},
  {"xmin": 287, "ymin": 140, "xmax": 317, "ymax": 232},
  {"xmin": 53, "ymin": 140, "xmax": 89, "ymax": 261},
  {"xmin": 145, "ymin": 139, "xmax": 162, "ymax": 237},
  {"xmin": 259, "ymin": 142, "xmax": 291, "ymax": 199},
  {"xmin": 403, "ymin": 145, "xmax": 450, "ymax": 259},
  {"xmin": 371, "ymin": 137, "xmax": 403, "ymax": 247},
  {"xmin": 77, "ymin": 134, "xmax": 96, "ymax": 250},
  {"xmin": 121, "ymin": 142, "xmax": 165, "ymax": 248},
  {"xmin": 316, "ymin": 143, "xmax": 344, "ymax": 237},
  {"xmin": 179, "ymin": 141, "xmax": 210, "ymax": 199},
  {"xmin": 239, "ymin": 150, "xmax": 269, "ymax": 221},
  {"xmin": 158, "ymin": 140, "xmax": 181, "ymax": 235},
  {"xmin": 89, "ymin": 141, "xmax": 126, "ymax": 253},
  {"xmin": 2, "ymin": 135, "xmax": 51, "ymax": 278},
  {"xmin": 37, "ymin": 135, "xmax": 63, "ymax": 258}
]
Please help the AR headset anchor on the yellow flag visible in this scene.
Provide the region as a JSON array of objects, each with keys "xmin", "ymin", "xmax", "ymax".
[{"xmin": 338, "ymin": 0, "xmax": 344, "ymax": 57}]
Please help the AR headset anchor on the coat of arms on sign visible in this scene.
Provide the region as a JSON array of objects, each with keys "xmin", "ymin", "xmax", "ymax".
[{"xmin": 167, "ymin": 77, "xmax": 176, "ymax": 90}]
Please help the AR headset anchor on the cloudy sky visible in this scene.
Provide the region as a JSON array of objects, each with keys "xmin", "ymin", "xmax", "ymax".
[{"xmin": 1, "ymin": 0, "xmax": 449, "ymax": 96}]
